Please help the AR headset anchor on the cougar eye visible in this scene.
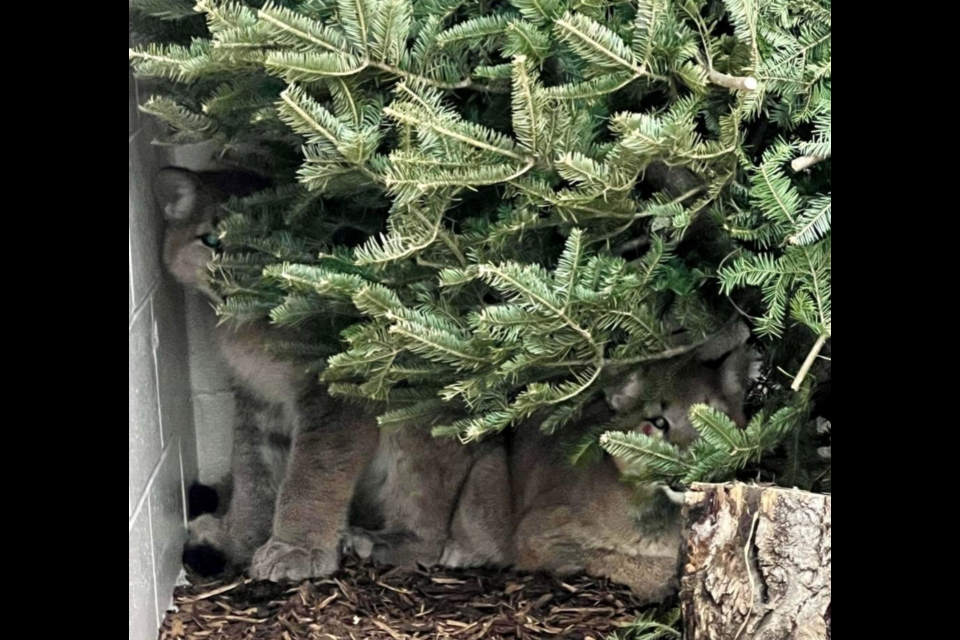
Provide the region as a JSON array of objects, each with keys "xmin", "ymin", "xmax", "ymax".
[
  {"xmin": 653, "ymin": 417, "xmax": 670, "ymax": 432},
  {"xmin": 199, "ymin": 232, "xmax": 221, "ymax": 249}
]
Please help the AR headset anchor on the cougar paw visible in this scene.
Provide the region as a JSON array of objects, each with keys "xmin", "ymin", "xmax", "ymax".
[{"xmin": 250, "ymin": 539, "xmax": 338, "ymax": 583}]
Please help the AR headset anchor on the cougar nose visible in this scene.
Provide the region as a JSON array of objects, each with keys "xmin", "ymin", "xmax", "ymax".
[{"xmin": 641, "ymin": 418, "xmax": 670, "ymax": 436}]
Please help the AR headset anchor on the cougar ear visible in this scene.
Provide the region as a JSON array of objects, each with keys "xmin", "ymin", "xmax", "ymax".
[
  {"xmin": 718, "ymin": 345, "xmax": 760, "ymax": 401},
  {"xmin": 605, "ymin": 370, "xmax": 647, "ymax": 412},
  {"xmin": 155, "ymin": 168, "xmax": 203, "ymax": 221},
  {"xmin": 695, "ymin": 321, "xmax": 751, "ymax": 362},
  {"xmin": 695, "ymin": 321, "xmax": 756, "ymax": 400}
]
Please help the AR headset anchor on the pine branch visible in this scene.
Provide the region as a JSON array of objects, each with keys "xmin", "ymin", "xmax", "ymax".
[
  {"xmin": 708, "ymin": 69, "xmax": 758, "ymax": 91},
  {"xmin": 791, "ymin": 332, "xmax": 828, "ymax": 392},
  {"xmin": 133, "ymin": 0, "xmax": 832, "ymax": 480},
  {"xmin": 436, "ymin": 14, "xmax": 512, "ymax": 49},
  {"xmin": 554, "ymin": 12, "xmax": 655, "ymax": 78},
  {"xmin": 196, "ymin": 0, "xmax": 256, "ymax": 33},
  {"xmin": 600, "ymin": 430, "xmax": 693, "ymax": 479},
  {"xmin": 789, "ymin": 195, "xmax": 831, "ymax": 245},
  {"xmin": 545, "ymin": 73, "xmax": 637, "ymax": 101},
  {"xmin": 370, "ymin": 0, "xmax": 412, "ymax": 65},
  {"xmin": 140, "ymin": 95, "xmax": 219, "ymax": 141},
  {"xmin": 386, "ymin": 84, "xmax": 530, "ymax": 161},
  {"xmin": 129, "ymin": 40, "xmax": 227, "ymax": 82},
  {"xmin": 511, "ymin": 57, "xmax": 546, "ymax": 157},
  {"xmin": 337, "ymin": 0, "xmax": 372, "ymax": 53},
  {"xmin": 277, "ymin": 83, "xmax": 346, "ymax": 148},
  {"xmin": 791, "ymin": 153, "xmax": 829, "ymax": 171},
  {"xmin": 256, "ymin": 1, "xmax": 352, "ymax": 53},
  {"xmin": 504, "ymin": 20, "xmax": 551, "ymax": 62},
  {"xmin": 632, "ymin": 0, "xmax": 664, "ymax": 71},
  {"xmin": 508, "ymin": 0, "xmax": 562, "ymax": 27}
]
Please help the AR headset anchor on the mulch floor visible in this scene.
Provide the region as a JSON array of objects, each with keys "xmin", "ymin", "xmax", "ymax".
[{"xmin": 159, "ymin": 559, "xmax": 653, "ymax": 639}]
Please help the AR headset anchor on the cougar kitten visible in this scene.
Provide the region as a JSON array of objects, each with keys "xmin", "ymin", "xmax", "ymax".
[{"xmin": 157, "ymin": 168, "xmax": 379, "ymax": 582}]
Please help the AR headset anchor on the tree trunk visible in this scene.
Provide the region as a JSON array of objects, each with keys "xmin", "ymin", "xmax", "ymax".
[{"xmin": 680, "ymin": 483, "xmax": 831, "ymax": 640}]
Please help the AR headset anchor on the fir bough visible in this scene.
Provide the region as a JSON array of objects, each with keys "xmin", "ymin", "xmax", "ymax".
[{"xmin": 130, "ymin": 0, "xmax": 832, "ymax": 487}]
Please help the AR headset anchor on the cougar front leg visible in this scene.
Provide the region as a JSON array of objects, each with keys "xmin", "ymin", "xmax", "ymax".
[
  {"xmin": 442, "ymin": 446, "xmax": 513, "ymax": 568},
  {"xmin": 251, "ymin": 402, "xmax": 378, "ymax": 582},
  {"xmin": 184, "ymin": 419, "xmax": 275, "ymax": 575}
]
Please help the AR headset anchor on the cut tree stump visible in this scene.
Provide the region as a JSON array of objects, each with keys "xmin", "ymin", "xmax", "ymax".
[{"xmin": 680, "ymin": 483, "xmax": 831, "ymax": 640}]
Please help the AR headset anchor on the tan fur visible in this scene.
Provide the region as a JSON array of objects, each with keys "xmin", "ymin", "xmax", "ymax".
[
  {"xmin": 158, "ymin": 168, "xmax": 380, "ymax": 581},
  {"xmin": 159, "ymin": 168, "xmax": 509, "ymax": 582},
  {"xmin": 349, "ymin": 329, "xmax": 753, "ymax": 602},
  {"xmin": 216, "ymin": 324, "xmax": 304, "ymax": 408},
  {"xmin": 509, "ymin": 332, "xmax": 753, "ymax": 603},
  {"xmin": 347, "ymin": 423, "xmax": 513, "ymax": 570}
]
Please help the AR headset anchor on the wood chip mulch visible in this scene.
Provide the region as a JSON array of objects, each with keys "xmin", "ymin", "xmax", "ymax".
[{"xmin": 159, "ymin": 559, "xmax": 652, "ymax": 639}]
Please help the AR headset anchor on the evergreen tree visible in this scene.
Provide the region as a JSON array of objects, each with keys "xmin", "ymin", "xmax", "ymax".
[{"xmin": 130, "ymin": 0, "xmax": 831, "ymax": 489}]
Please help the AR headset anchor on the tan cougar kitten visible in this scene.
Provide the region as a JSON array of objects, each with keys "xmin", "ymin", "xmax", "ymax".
[
  {"xmin": 349, "ymin": 325, "xmax": 754, "ymax": 603},
  {"xmin": 159, "ymin": 168, "xmax": 508, "ymax": 581},
  {"xmin": 511, "ymin": 323, "xmax": 755, "ymax": 602},
  {"xmin": 157, "ymin": 168, "xmax": 379, "ymax": 582}
]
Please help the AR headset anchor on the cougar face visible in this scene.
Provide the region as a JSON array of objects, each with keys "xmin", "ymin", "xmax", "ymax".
[
  {"xmin": 155, "ymin": 167, "xmax": 269, "ymax": 300},
  {"xmin": 606, "ymin": 324, "xmax": 757, "ymax": 471}
]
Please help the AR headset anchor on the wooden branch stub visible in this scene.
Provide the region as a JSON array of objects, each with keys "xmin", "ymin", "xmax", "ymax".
[{"xmin": 680, "ymin": 483, "xmax": 831, "ymax": 640}]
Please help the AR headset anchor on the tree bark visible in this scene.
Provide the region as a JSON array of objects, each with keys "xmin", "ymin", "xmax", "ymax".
[{"xmin": 680, "ymin": 483, "xmax": 831, "ymax": 640}]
